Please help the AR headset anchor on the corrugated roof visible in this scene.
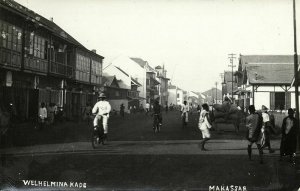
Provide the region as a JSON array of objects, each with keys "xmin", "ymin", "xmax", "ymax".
[{"xmin": 246, "ymin": 63, "xmax": 294, "ymax": 84}]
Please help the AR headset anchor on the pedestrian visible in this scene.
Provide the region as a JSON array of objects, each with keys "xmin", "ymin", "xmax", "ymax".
[
  {"xmin": 129, "ymin": 106, "xmax": 132, "ymax": 114},
  {"xmin": 152, "ymin": 100, "xmax": 162, "ymax": 132},
  {"xmin": 145, "ymin": 102, "xmax": 150, "ymax": 115},
  {"xmin": 261, "ymin": 105, "xmax": 275, "ymax": 153},
  {"xmin": 181, "ymin": 101, "xmax": 189, "ymax": 128},
  {"xmin": 120, "ymin": 103, "xmax": 125, "ymax": 117},
  {"xmin": 38, "ymin": 102, "xmax": 47, "ymax": 129},
  {"xmin": 279, "ymin": 108, "xmax": 298, "ymax": 164},
  {"xmin": 198, "ymin": 103, "xmax": 212, "ymax": 151},
  {"xmin": 48, "ymin": 103, "xmax": 55, "ymax": 126},
  {"xmin": 246, "ymin": 105, "xmax": 264, "ymax": 164},
  {"xmin": 133, "ymin": 105, "xmax": 136, "ymax": 114},
  {"xmin": 83, "ymin": 103, "xmax": 92, "ymax": 123},
  {"xmin": 165, "ymin": 104, "xmax": 168, "ymax": 113}
]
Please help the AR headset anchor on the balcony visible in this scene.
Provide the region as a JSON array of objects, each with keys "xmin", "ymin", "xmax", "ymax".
[
  {"xmin": 50, "ymin": 61, "xmax": 73, "ymax": 78},
  {"xmin": 24, "ymin": 57, "xmax": 47, "ymax": 73},
  {"xmin": 128, "ymin": 90, "xmax": 139, "ymax": 99},
  {"xmin": 0, "ymin": 47, "xmax": 21, "ymax": 69}
]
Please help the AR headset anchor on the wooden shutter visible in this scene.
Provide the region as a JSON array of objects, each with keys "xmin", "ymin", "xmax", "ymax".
[
  {"xmin": 270, "ymin": 92, "xmax": 275, "ymax": 110},
  {"xmin": 286, "ymin": 92, "xmax": 291, "ymax": 109}
]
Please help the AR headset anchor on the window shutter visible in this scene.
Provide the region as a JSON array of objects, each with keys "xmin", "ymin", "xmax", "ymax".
[
  {"xmin": 270, "ymin": 92, "xmax": 275, "ymax": 110},
  {"xmin": 286, "ymin": 92, "xmax": 291, "ymax": 109}
]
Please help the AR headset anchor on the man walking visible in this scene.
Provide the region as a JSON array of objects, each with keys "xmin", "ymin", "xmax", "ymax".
[
  {"xmin": 246, "ymin": 105, "xmax": 264, "ymax": 164},
  {"xmin": 261, "ymin": 105, "xmax": 275, "ymax": 153}
]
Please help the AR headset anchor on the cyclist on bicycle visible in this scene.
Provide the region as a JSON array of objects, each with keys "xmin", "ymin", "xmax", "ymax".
[
  {"xmin": 152, "ymin": 100, "xmax": 162, "ymax": 132},
  {"xmin": 92, "ymin": 93, "xmax": 111, "ymax": 141}
]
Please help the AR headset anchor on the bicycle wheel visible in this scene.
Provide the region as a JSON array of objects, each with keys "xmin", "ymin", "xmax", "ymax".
[{"xmin": 91, "ymin": 129, "xmax": 100, "ymax": 149}]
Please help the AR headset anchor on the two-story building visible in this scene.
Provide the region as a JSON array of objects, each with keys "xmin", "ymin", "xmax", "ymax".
[
  {"xmin": 103, "ymin": 65, "xmax": 141, "ymax": 112},
  {"xmin": 0, "ymin": 0, "xmax": 103, "ymax": 121}
]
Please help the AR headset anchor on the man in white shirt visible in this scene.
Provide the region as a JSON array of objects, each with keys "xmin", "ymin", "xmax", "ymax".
[
  {"xmin": 92, "ymin": 93, "xmax": 111, "ymax": 140},
  {"xmin": 181, "ymin": 101, "xmax": 189, "ymax": 128},
  {"xmin": 261, "ymin": 105, "xmax": 275, "ymax": 153}
]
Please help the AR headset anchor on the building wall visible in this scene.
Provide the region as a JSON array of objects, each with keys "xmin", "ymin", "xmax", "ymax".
[
  {"xmin": 112, "ymin": 56, "xmax": 146, "ymax": 106},
  {"xmin": 168, "ymin": 89, "xmax": 177, "ymax": 106},
  {"xmin": 254, "ymin": 92, "xmax": 270, "ymax": 110}
]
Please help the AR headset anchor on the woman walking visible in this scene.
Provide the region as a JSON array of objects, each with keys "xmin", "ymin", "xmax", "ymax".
[
  {"xmin": 280, "ymin": 108, "xmax": 298, "ymax": 164},
  {"xmin": 198, "ymin": 103, "xmax": 212, "ymax": 151}
]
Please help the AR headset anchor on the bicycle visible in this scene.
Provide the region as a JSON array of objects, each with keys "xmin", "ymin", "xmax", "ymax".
[
  {"xmin": 153, "ymin": 114, "xmax": 161, "ymax": 133},
  {"xmin": 91, "ymin": 116, "xmax": 105, "ymax": 149}
]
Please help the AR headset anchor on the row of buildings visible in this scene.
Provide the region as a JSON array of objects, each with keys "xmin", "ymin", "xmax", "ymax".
[
  {"xmin": 221, "ymin": 55, "xmax": 300, "ymax": 112},
  {"xmin": 0, "ymin": 0, "xmax": 212, "ymax": 122}
]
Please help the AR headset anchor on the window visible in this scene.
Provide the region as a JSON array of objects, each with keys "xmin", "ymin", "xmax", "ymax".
[
  {"xmin": 0, "ymin": 20, "xmax": 22, "ymax": 52},
  {"xmin": 26, "ymin": 32, "xmax": 47, "ymax": 59},
  {"xmin": 270, "ymin": 92, "xmax": 290, "ymax": 110}
]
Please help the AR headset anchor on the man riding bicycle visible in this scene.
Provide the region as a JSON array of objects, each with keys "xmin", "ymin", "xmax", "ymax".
[
  {"xmin": 152, "ymin": 100, "xmax": 162, "ymax": 132},
  {"xmin": 92, "ymin": 93, "xmax": 111, "ymax": 142}
]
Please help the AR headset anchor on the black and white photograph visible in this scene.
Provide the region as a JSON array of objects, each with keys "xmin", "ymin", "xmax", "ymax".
[{"xmin": 0, "ymin": 0, "xmax": 300, "ymax": 190}]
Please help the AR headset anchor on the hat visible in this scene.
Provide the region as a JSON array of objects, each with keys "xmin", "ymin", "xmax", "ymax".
[
  {"xmin": 261, "ymin": 105, "xmax": 268, "ymax": 111},
  {"xmin": 98, "ymin": 93, "xmax": 106, "ymax": 98}
]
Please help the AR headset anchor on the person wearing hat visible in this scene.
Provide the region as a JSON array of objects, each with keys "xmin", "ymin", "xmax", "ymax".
[
  {"xmin": 92, "ymin": 93, "xmax": 111, "ymax": 142},
  {"xmin": 261, "ymin": 105, "xmax": 275, "ymax": 153},
  {"xmin": 280, "ymin": 108, "xmax": 298, "ymax": 164}
]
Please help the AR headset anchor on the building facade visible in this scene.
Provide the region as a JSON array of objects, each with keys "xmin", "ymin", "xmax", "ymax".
[{"xmin": 0, "ymin": 0, "xmax": 103, "ymax": 122}]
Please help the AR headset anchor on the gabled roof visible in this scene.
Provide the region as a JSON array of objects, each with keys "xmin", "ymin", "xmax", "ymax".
[
  {"xmin": 246, "ymin": 63, "xmax": 294, "ymax": 85},
  {"xmin": 115, "ymin": 66, "xmax": 142, "ymax": 86},
  {"xmin": 239, "ymin": 55, "xmax": 298, "ymax": 70},
  {"xmin": 101, "ymin": 76, "xmax": 119, "ymax": 88},
  {"xmin": 130, "ymin": 57, "xmax": 147, "ymax": 68}
]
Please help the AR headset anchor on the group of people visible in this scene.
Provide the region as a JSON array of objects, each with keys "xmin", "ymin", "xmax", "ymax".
[
  {"xmin": 195, "ymin": 102, "xmax": 298, "ymax": 164},
  {"xmin": 246, "ymin": 105, "xmax": 298, "ymax": 164},
  {"xmin": 38, "ymin": 102, "xmax": 58, "ymax": 129}
]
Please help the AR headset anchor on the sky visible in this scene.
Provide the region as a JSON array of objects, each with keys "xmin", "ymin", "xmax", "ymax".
[{"xmin": 14, "ymin": 0, "xmax": 300, "ymax": 93}]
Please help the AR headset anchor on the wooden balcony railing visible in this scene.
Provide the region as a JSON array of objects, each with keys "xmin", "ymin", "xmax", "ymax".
[{"xmin": 50, "ymin": 61, "xmax": 73, "ymax": 77}]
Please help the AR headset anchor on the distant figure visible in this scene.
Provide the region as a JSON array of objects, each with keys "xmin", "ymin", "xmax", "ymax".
[
  {"xmin": 39, "ymin": 102, "xmax": 47, "ymax": 129},
  {"xmin": 129, "ymin": 106, "xmax": 132, "ymax": 114},
  {"xmin": 83, "ymin": 103, "xmax": 92, "ymax": 122},
  {"xmin": 139, "ymin": 104, "xmax": 143, "ymax": 113},
  {"xmin": 145, "ymin": 102, "xmax": 150, "ymax": 115},
  {"xmin": 48, "ymin": 103, "xmax": 55, "ymax": 125},
  {"xmin": 165, "ymin": 104, "xmax": 168, "ymax": 113},
  {"xmin": 280, "ymin": 108, "xmax": 298, "ymax": 164},
  {"xmin": 133, "ymin": 105, "xmax": 137, "ymax": 114},
  {"xmin": 246, "ymin": 105, "xmax": 264, "ymax": 164},
  {"xmin": 120, "ymin": 103, "xmax": 125, "ymax": 117},
  {"xmin": 181, "ymin": 101, "xmax": 189, "ymax": 128}
]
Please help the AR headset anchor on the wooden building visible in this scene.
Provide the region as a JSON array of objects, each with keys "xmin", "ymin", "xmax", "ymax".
[{"xmin": 0, "ymin": 0, "xmax": 103, "ymax": 122}]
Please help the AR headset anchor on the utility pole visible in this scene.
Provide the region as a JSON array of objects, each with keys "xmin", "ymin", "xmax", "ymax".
[
  {"xmin": 293, "ymin": 0, "xmax": 300, "ymax": 150},
  {"xmin": 215, "ymin": 82, "xmax": 218, "ymax": 104},
  {"xmin": 228, "ymin": 54, "xmax": 236, "ymax": 102}
]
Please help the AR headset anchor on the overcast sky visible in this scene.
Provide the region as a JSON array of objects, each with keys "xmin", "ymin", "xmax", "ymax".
[{"xmin": 15, "ymin": 0, "xmax": 300, "ymax": 93}]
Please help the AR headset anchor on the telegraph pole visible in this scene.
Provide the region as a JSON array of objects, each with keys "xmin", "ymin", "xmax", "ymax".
[
  {"xmin": 293, "ymin": 0, "xmax": 300, "ymax": 150},
  {"xmin": 228, "ymin": 54, "xmax": 236, "ymax": 102},
  {"xmin": 215, "ymin": 82, "xmax": 218, "ymax": 104}
]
